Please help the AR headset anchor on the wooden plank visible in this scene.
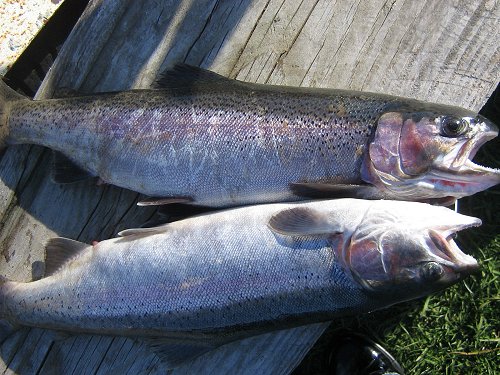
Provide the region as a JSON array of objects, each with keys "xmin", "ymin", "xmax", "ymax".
[
  {"xmin": 0, "ymin": 0, "xmax": 63, "ymax": 75},
  {"xmin": 1, "ymin": 0, "xmax": 498, "ymax": 374}
]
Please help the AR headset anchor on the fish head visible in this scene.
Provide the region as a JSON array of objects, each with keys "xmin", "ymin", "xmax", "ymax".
[
  {"xmin": 362, "ymin": 108, "xmax": 499, "ymax": 203},
  {"xmin": 338, "ymin": 203, "xmax": 480, "ymax": 301}
]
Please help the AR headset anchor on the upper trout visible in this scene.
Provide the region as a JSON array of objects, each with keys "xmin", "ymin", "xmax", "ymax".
[
  {"xmin": 1, "ymin": 65, "xmax": 498, "ymax": 207},
  {"xmin": 0, "ymin": 199, "xmax": 479, "ymax": 367}
]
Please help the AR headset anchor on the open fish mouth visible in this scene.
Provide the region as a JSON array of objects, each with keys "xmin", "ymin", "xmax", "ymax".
[
  {"xmin": 449, "ymin": 125, "xmax": 498, "ymax": 172},
  {"xmin": 427, "ymin": 217, "xmax": 481, "ymax": 275},
  {"xmin": 428, "ymin": 128, "xmax": 500, "ymax": 195}
]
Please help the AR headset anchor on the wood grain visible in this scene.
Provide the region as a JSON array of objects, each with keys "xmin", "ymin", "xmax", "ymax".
[{"xmin": 1, "ymin": 0, "xmax": 498, "ymax": 373}]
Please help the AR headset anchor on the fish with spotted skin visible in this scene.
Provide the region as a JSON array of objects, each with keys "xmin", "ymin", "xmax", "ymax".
[
  {"xmin": 0, "ymin": 199, "xmax": 480, "ymax": 367},
  {"xmin": 1, "ymin": 65, "xmax": 498, "ymax": 207}
]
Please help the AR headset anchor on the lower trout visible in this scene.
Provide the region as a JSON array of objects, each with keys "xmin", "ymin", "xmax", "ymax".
[
  {"xmin": 1, "ymin": 65, "xmax": 498, "ymax": 206},
  {"xmin": 0, "ymin": 199, "xmax": 480, "ymax": 367}
]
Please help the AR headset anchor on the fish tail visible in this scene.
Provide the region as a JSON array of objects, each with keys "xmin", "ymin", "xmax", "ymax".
[{"xmin": 0, "ymin": 80, "xmax": 26, "ymax": 148}]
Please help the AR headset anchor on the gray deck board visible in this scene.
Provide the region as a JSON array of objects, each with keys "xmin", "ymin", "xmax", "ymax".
[{"xmin": 1, "ymin": 0, "xmax": 498, "ymax": 374}]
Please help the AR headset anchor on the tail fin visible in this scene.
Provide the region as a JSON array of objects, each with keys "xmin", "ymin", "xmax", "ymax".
[{"xmin": 0, "ymin": 79, "xmax": 26, "ymax": 148}]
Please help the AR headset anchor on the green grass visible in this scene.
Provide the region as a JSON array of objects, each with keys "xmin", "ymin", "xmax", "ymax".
[{"xmin": 294, "ymin": 142, "xmax": 499, "ymax": 374}]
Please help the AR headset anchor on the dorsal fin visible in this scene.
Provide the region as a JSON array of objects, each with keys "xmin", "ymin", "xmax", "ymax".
[
  {"xmin": 44, "ymin": 237, "xmax": 89, "ymax": 276},
  {"xmin": 155, "ymin": 64, "xmax": 241, "ymax": 89},
  {"xmin": 268, "ymin": 207, "xmax": 343, "ymax": 237}
]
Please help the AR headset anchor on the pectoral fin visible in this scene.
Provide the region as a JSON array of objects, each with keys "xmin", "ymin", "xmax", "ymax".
[{"xmin": 268, "ymin": 207, "xmax": 343, "ymax": 237}]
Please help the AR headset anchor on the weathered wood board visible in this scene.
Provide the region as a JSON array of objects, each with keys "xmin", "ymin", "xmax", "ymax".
[
  {"xmin": 0, "ymin": 0, "xmax": 63, "ymax": 75},
  {"xmin": 1, "ymin": 0, "xmax": 498, "ymax": 374}
]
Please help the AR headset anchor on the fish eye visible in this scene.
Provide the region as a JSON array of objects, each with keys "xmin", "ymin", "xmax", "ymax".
[
  {"xmin": 420, "ymin": 261, "xmax": 444, "ymax": 282},
  {"xmin": 440, "ymin": 116, "xmax": 468, "ymax": 137}
]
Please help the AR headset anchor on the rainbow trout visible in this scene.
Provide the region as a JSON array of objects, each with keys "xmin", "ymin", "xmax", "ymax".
[
  {"xmin": 0, "ymin": 199, "xmax": 479, "ymax": 367},
  {"xmin": 1, "ymin": 65, "xmax": 498, "ymax": 207}
]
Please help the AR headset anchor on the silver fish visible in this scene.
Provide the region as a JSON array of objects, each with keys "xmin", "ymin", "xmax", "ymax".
[
  {"xmin": 0, "ymin": 199, "xmax": 480, "ymax": 367},
  {"xmin": 1, "ymin": 65, "xmax": 498, "ymax": 207}
]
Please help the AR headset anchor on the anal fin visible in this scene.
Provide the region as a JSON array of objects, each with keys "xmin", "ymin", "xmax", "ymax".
[{"xmin": 44, "ymin": 237, "xmax": 90, "ymax": 276}]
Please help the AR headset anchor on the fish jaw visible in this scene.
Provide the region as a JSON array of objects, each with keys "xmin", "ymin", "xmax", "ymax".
[
  {"xmin": 362, "ymin": 112, "xmax": 500, "ymax": 203},
  {"xmin": 338, "ymin": 204, "xmax": 480, "ymax": 301}
]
